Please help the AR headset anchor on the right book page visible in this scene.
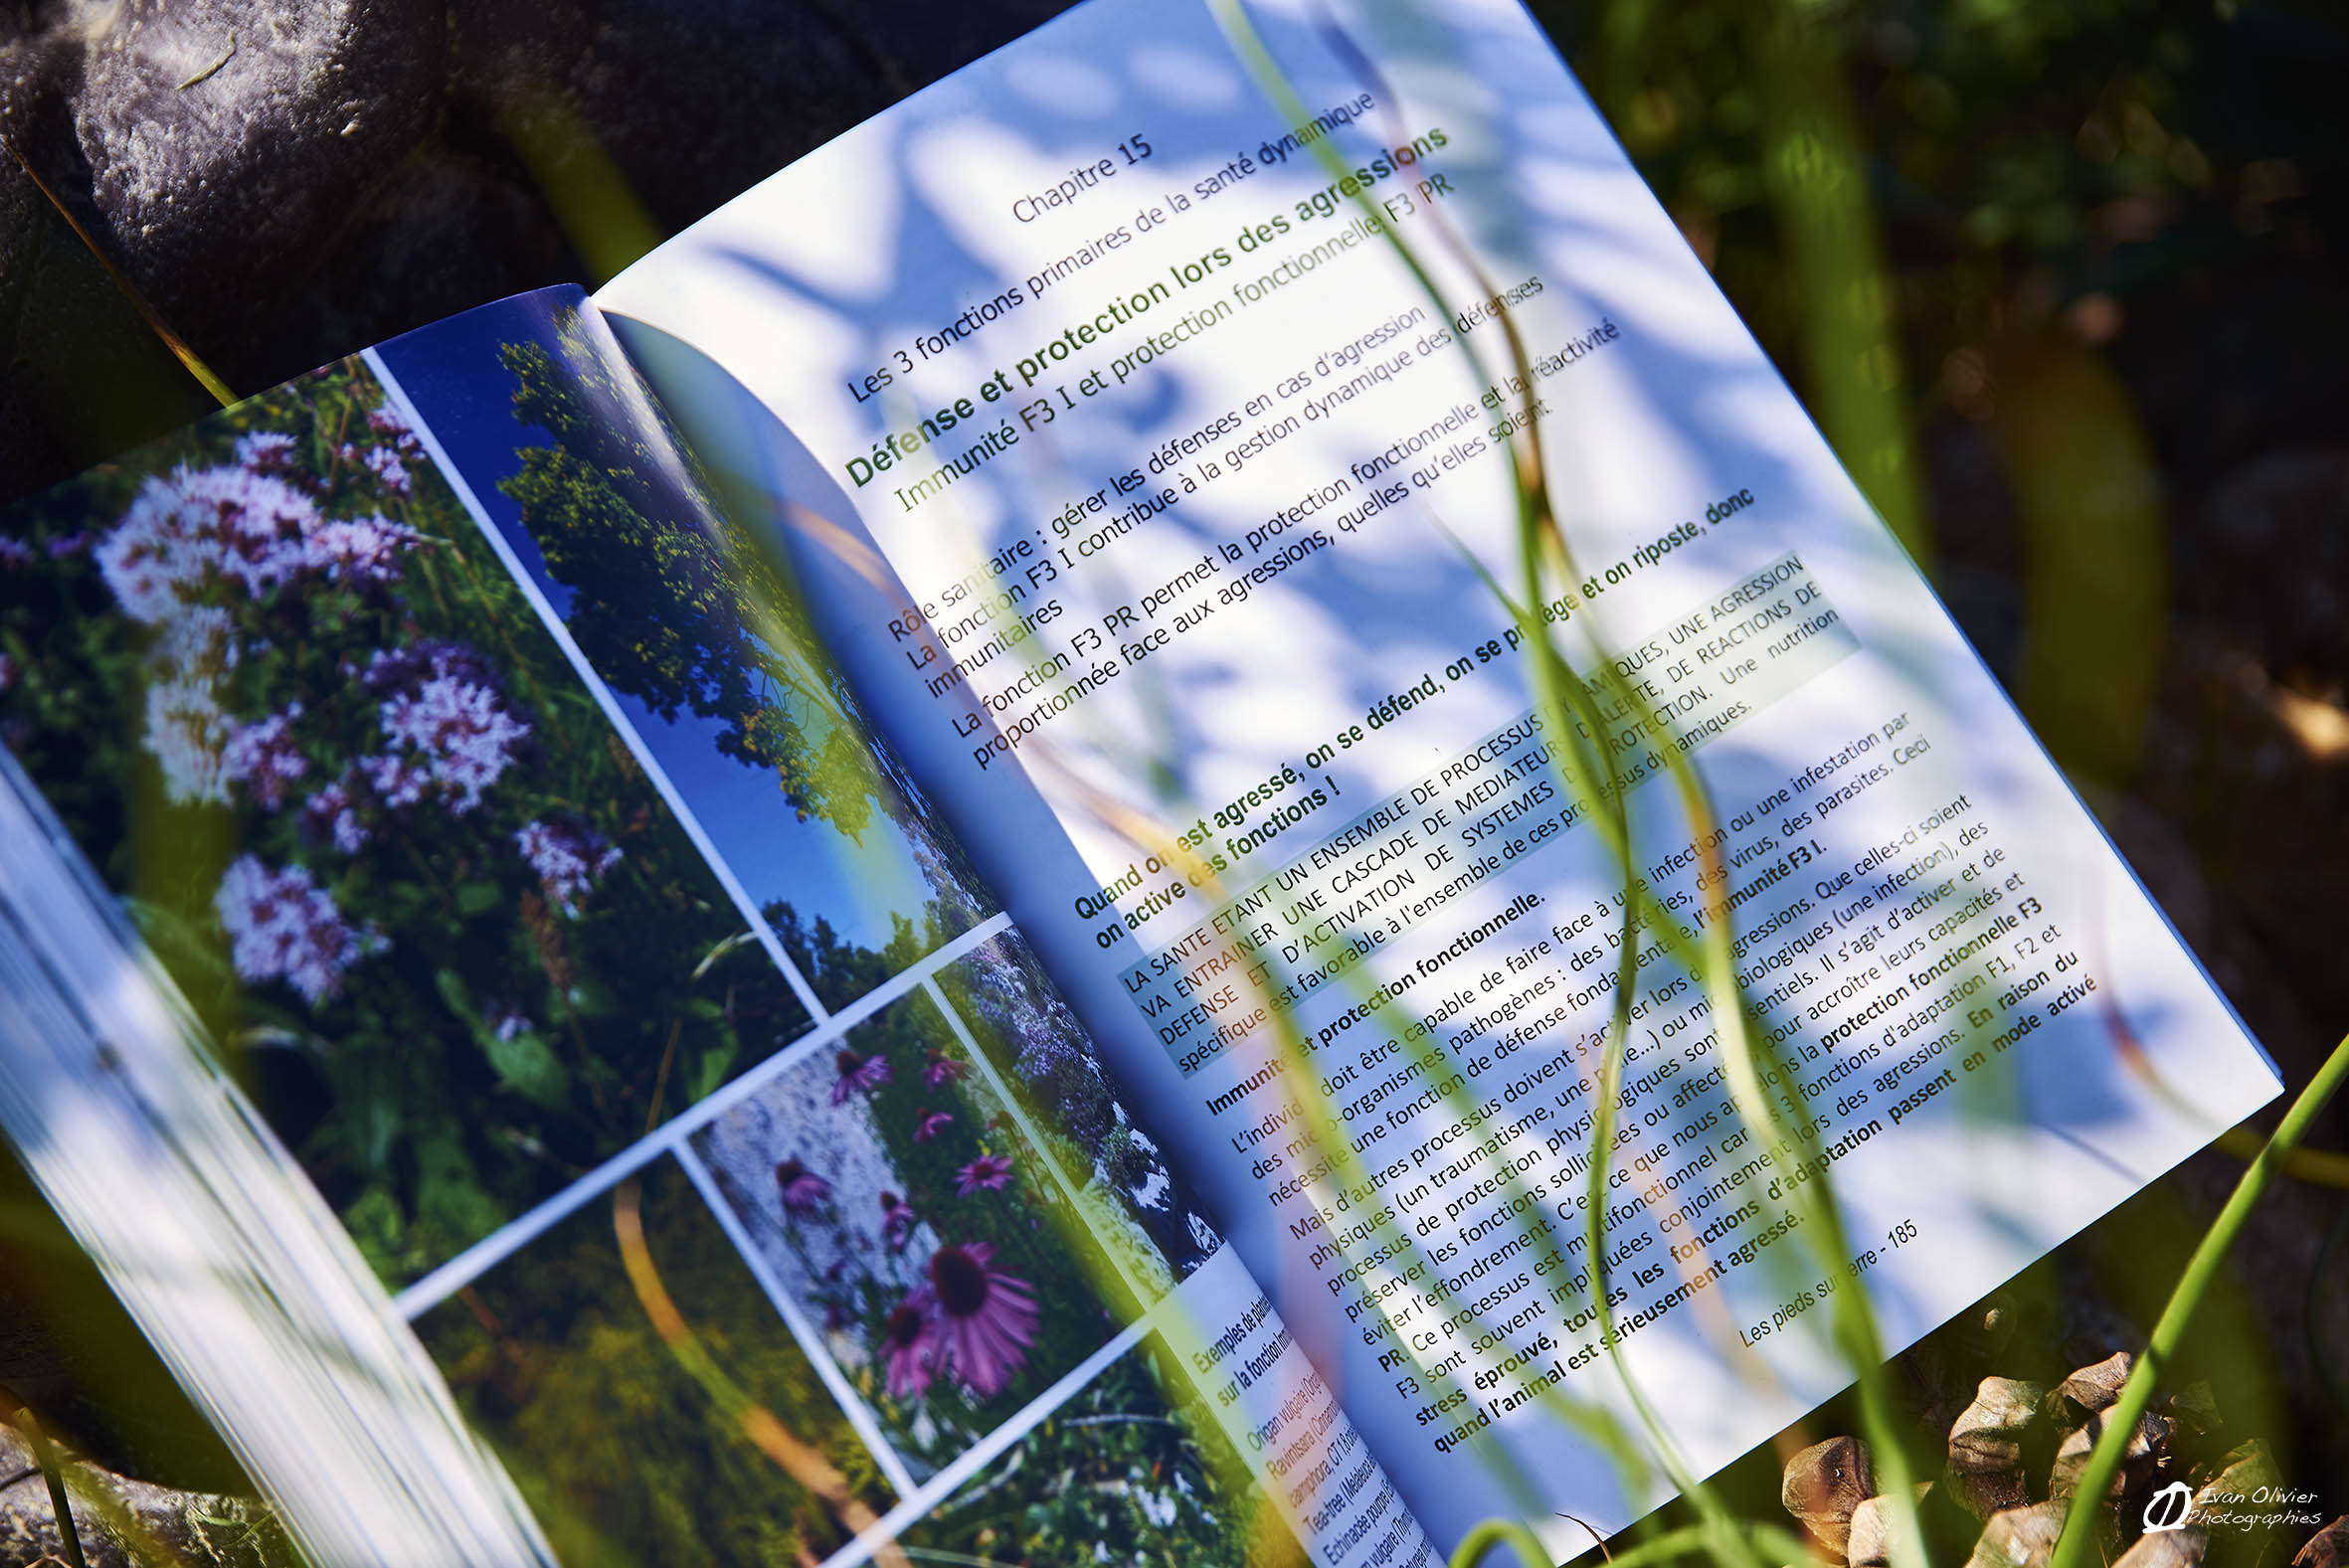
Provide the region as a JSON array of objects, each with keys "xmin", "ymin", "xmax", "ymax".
[{"xmin": 593, "ymin": 0, "xmax": 2282, "ymax": 1552}]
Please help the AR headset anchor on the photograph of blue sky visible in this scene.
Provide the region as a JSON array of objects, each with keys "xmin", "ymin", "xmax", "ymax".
[{"xmin": 376, "ymin": 292, "xmax": 935, "ymax": 958}]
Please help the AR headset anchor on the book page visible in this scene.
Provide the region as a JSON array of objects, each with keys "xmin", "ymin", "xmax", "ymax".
[
  {"xmin": 595, "ymin": 0, "xmax": 2281, "ymax": 1554},
  {"xmin": 0, "ymin": 289, "xmax": 1424, "ymax": 1568}
]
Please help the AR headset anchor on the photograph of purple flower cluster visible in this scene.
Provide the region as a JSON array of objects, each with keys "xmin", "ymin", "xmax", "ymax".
[
  {"xmin": 0, "ymin": 356, "xmax": 812, "ymax": 1284},
  {"xmin": 77, "ymin": 399, "xmax": 568, "ymax": 1008},
  {"xmin": 694, "ymin": 992, "xmax": 1125, "ymax": 1475},
  {"xmin": 214, "ymin": 853, "xmax": 387, "ymax": 1007}
]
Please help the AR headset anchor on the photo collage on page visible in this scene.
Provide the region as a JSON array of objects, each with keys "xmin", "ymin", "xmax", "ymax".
[
  {"xmin": 0, "ymin": 296, "xmax": 1271, "ymax": 1564},
  {"xmin": 350, "ymin": 292, "xmax": 1262, "ymax": 1565}
]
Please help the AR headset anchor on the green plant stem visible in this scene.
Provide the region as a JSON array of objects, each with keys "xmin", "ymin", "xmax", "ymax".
[
  {"xmin": 12, "ymin": 1406, "xmax": 90, "ymax": 1568},
  {"xmin": 0, "ymin": 135, "xmax": 239, "ymax": 408},
  {"xmin": 1207, "ymin": 7, "xmax": 1875, "ymax": 1552},
  {"xmin": 1451, "ymin": 1517, "xmax": 1554, "ymax": 1568},
  {"xmin": 2048, "ymin": 1027, "xmax": 2349, "ymax": 1568},
  {"xmin": 1450, "ymin": 1518, "xmax": 1818, "ymax": 1568},
  {"xmin": 2212, "ymin": 1127, "xmax": 2349, "ymax": 1188},
  {"xmin": 1745, "ymin": 0, "xmax": 1929, "ymax": 567}
]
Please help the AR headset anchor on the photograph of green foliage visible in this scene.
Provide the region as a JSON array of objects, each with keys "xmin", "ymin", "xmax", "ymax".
[
  {"xmin": 900, "ymin": 1330, "xmax": 1311, "ymax": 1568},
  {"xmin": 0, "ymin": 358, "xmax": 809, "ymax": 1285},
  {"xmin": 418, "ymin": 1156, "xmax": 894, "ymax": 1568},
  {"xmin": 375, "ymin": 297, "xmax": 999, "ymax": 1009},
  {"xmin": 693, "ymin": 995, "xmax": 1131, "ymax": 1476}
]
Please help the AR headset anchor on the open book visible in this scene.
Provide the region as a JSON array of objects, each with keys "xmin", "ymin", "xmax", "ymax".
[{"xmin": 0, "ymin": 0, "xmax": 2281, "ymax": 1563}]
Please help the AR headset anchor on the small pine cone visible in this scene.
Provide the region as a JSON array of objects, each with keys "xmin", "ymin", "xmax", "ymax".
[
  {"xmin": 2190, "ymin": 1438, "xmax": 2276, "ymax": 1495},
  {"xmin": 2115, "ymin": 1526, "xmax": 2211, "ymax": 1568},
  {"xmin": 1783, "ymin": 1437, "xmax": 1875, "ymax": 1558},
  {"xmin": 1949, "ymin": 1377, "xmax": 2048, "ymax": 1519},
  {"xmin": 2050, "ymin": 1410, "xmax": 2169, "ymax": 1500},
  {"xmin": 1977, "ymin": 1293, "xmax": 2022, "ymax": 1357},
  {"xmin": 2191, "ymin": 1441, "xmax": 2281, "ymax": 1541},
  {"xmin": 1969, "ymin": 1500, "xmax": 2074, "ymax": 1568},
  {"xmin": 2291, "ymin": 1516, "xmax": 2349, "ymax": 1568},
  {"xmin": 2048, "ymin": 1351, "xmax": 2133, "ymax": 1425},
  {"xmin": 2163, "ymin": 1381, "xmax": 2222, "ymax": 1444},
  {"xmin": 1849, "ymin": 1484, "xmax": 1934, "ymax": 1568}
]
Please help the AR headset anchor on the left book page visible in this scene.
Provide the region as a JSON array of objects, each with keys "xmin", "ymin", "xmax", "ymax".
[{"xmin": 0, "ymin": 287, "xmax": 1388, "ymax": 1568}]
